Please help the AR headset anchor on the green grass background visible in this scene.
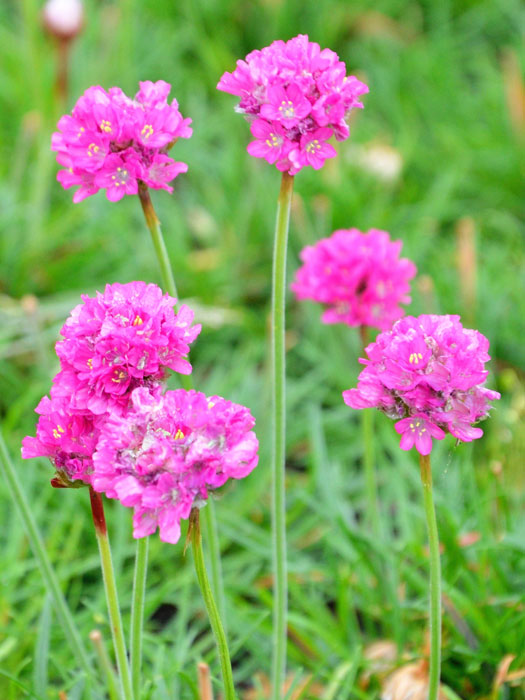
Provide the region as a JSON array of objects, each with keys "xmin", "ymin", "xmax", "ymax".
[{"xmin": 0, "ymin": 0, "xmax": 524, "ymax": 697}]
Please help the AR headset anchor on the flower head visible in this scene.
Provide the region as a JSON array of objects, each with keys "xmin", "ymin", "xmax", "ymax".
[
  {"xmin": 217, "ymin": 34, "xmax": 368, "ymax": 174},
  {"xmin": 343, "ymin": 315, "xmax": 500, "ymax": 455},
  {"xmin": 53, "ymin": 282, "xmax": 201, "ymax": 416},
  {"xmin": 291, "ymin": 229, "xmax": 417, "ymax": 330},
  {"xmin": 52, "ymin": 81, "xmax": 192, "ymax": 201},
  {"xmin": 92, "ymin": 387, "xmax": 259, "ymax": 543}
]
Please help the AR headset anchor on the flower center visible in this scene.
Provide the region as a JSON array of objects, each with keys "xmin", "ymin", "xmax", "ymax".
[
  {"xmin": 141, "ymin": 124, "xmax": 154, "ymax": 139},
  {"xmin": 100, "ymin": 120, "xmax": 113, "ymax": 133},
  {"xmin": 279, "ymin": 100, "xmax": 295, "ymax": 119},
  {"xmin": 409, "ymin": 419, "xmax": 426, "ymax": 434},
  {"xmin": 111, "ymin": 369, "xmax": 127, "ymax": 383},
  {"xmin": 87, "ymin": 143, "xmax": 100, "ymax": 157},
  {"xmin": 52, "ymin": 424, "xmax": 65, "ymax": 439},
  {"xmin": 265, "ymin": 132, "xmax": 282, "ymax": 148},
  {"xmin": 173, "ymin": 429, "xmax": 185, "ymax": 440},
  {"xmin": 409, "ymin": 352, "xmax": 424, "ymax": 365},
  {"xmin": 132, "ymin": 315, "xmax": 143, "ymax": 326},
  {"xmin": 111, "ymin": 167, "xmax": 129, "ymax": 187},
  {"xmin": 306, "ymin": 139, "xmax": 321, "ymax": 153}
]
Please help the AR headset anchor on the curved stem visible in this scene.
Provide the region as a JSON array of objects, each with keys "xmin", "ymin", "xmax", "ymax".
[
  {"xmin": 190, "ymin": 509, "xmax": 235, "ymax": 700},
  {"xmin": 130, "ymin": 536, "xmax": 149, "ymax": 699},
  {"xmin": 270, "ymin": 172, "xmax": 294, "ymax": 700},
  {"xmin": 89, "ymin": 488, "xmax": 134, "ymax": 700},
  {"xmin": 0, "ymin": 432, "xmax": 94, "ymax": 681},
  {"xmin": 419, "ymin": 454, "xmax": 441, "ymax": 700}
]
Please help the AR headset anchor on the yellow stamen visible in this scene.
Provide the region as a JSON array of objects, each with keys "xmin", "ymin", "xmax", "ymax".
[
  {"xmin": 100, "ymin": 120, "xmax": 112, "ymax": 133},
  {"xmin": 87, "ymin": 358, "xmax": 93, "ymax": 369},
  {"xmin": 133, "ymin": 315, "xmax": 143, "ymax": 326},
  {"xmin": 141, "ymin": 124, "xmax": 154, "ymax": 139},
  {"xmin": 174, "ymin": 429, "xmax": 185, "ymax": 440}
]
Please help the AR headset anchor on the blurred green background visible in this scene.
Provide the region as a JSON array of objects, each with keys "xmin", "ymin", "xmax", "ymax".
[{"xmin": 0, "ymin": 0, "xmax": 524, "ymax": 698}]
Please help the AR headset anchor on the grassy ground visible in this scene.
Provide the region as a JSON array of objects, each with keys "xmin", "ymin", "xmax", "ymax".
[{"xmin": 0, "ymin": 0, "xmax": 524, "ymax": 698}]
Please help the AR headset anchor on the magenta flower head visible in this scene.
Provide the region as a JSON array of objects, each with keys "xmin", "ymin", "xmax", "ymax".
[
  {"xmin": 343, "ymin": 315, "xmax": 500, "ymax": 455},
  {"xmin": 291, "ymin": 228, "xmax": 417, "ymax": 330},
  {"xmin": 217, "ymin": 34, "xmax": 368, "ymax": 174},
  {"xmin": 51, "ymin": 80, "xmax": 192, "ymax": 202},
  {"xmin": 52, "ymin": 282, "xmax": 201, "ymax": 416},
  {"xmin": 91, "ymin": 387, "xmax": 259, "ymax": 543},
  {"xmin": 21, "ymin": 395, "xmax": 100, "ymax": 485}
]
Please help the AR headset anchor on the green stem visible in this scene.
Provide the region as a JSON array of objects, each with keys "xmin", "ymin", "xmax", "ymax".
[
  {"xmin": 419, "ymin": 454, "xmax": 441, "ymax": 700},
  {"xmin": 190, "ymin": 509, "xmax": 235, "ymax": 700},
  {"xmin": 89, "ymin": 488, "xmax": 134, "ymax": 700},
  {"xmin": 0, "ymin": 431, "xmax": 94, "ymax": 680},
  {"xmin": 138, "ymin": 183, "xmax": 178, "ymax": 299},
  {"xmin": 270, "ymin": 171, "xmax": 294, "ymax": 700},
  {"xmin": 137, "ymin": 185, "xmax": 192, "ymax": 390},
  {"xmin": 130, "ymin": 536, "xmax": 149, "ymax": 699},
  {"xmin": 203, "ymin": 499, "xmax": 226, "ymax": 624}
]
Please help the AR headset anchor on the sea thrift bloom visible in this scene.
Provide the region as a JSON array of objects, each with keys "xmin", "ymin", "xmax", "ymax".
[
  {"xmin": 52, "ymin": 81, "xmax": 192, "ymax": 202},
  {"xmin": 52, "ymin": 282, "xmax": 201, "ymax": 416},
  {"xmin": 92, "ymin": 387, "xmax": 259, "ymax": 543},
  {"xmin": 217, "ymin": 34, "xmax": 368, "ymax": 174},
  {"xmin": 22, "ymin": 395, "xmax": 100, "ymax": 484},
  {"xmin": 343, "ymin": 315, "xmax": 500, "ymax": 455},
  {"xmin": 291, "ymin": 229, "xmax": 417, "ymax": 330}
]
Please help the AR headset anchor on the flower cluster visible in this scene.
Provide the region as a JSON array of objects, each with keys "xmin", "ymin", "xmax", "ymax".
[
  {"xmin": 22, "ymin": 282, "xmax": 201, "ymax": 483},
  {"xmin": 291, "ymin": 228, "xmax": 416, "ymax": 330},
  {"xmin": 92, "ymin": 387, "xmax": 259, "ymax": 543},
  {"xmin": 52, "ymin": 81, "xmax": 192, "ymax": 202},
  {"xmin": 343, "ymin": 315, "xmax": 500, "ymax": 455},
  {"xmin": 217, "ymin": 34, "xmax": 368, "ymax": 174}
]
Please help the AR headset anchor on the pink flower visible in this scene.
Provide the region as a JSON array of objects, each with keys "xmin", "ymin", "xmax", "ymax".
[
  {"xmin": 394, "ymin": 415, "xmax": 445, "ymax": 455},
  {"xmin": 52, "ymin": 81, "xmax": 192, "ymax": 202},
  {"xmin": 291, "ymin": 229, "xmax": 417, "ymax": 330},
  {"xmin": 22, "ymin": 395, "xmax": 100, "ymax": 484},
  {"xmin": 92, "ymin": 387, "xmax": 259, "ymax": 543},
  {"xmin": 53, "ymin": 282, "xmax": 201, "ymax": 416},
  {"xmin": 289, "ymin": 127, "xmax": 337, "ymax": 171},
  {"xmin": 217, "ymin": 34, "xmax": 368, "ymax": 174},
  {"xmin": 247, "ymin": 120, "xmax": 292, "ymax": 164},
  {"xmin": 343, "ymin": 315, "xmax": 500, "ymax": 455}
]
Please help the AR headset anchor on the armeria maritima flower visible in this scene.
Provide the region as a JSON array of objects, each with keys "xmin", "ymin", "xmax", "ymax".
[
  {"xmin": 291, "ymin": 228, "xmax": 416, "ymax": 330},
  {"xmin": 343, "ymin": 315, "xmax": 500, "ymax": 455},
  {"xmin": 52, "ymin": 80, "xmax": 192, "ymax": 202},
  {"xmin": 217, "ymin": 34, "xmax": 368, "ymax": 174},
  {"xmin": 92, "ymin": 387, "xmax": 259, "ymax": 543},
  {"xmin": 52, "ymin": 281, "xmax": 201, "ymax": 416}
]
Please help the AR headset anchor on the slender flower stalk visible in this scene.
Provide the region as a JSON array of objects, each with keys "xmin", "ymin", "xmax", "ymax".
[
  {"xmin": 89, "ymin": 487, "xmax": 134, "ymax": 700},
  {"xmin": 130, "ymin": 536, "xmax": 149, "ymax": 699},
  {"xmin": 0, "ymin": 431, "xmax": 94, "ymax": 680},
  {"xmin": 190, "ymin": 509, "xmax": 236, "ymax": 700},
  {"xmin": 271, "ymin": 171, "xmax": 294, "ymax": 699},
  {"xmin": 419, "ymin": 454, "xmax": 441, "ymax": 700},
  {"xmin": 138, "ymin": 184, "xmax": 179, "ymax": 299}
]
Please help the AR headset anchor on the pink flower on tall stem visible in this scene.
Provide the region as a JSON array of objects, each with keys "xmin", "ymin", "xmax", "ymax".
[
  {"xmin": 291, "ymin": 228, "xmax": 417, "ymax": 330},
  {"xmin": 217, "ymin": 34, "xmax": 368, "ymax": 174},
  {"xmin": 343, "ymin": 314, "xmax": 500, "ymax": 455},
  {"xmin": 92, "ymin": 387, "xmax": 259, "ymax": 543},
  {"xmin": 52, "ymin": 81, "xmax": 192, "ymax": 201}
]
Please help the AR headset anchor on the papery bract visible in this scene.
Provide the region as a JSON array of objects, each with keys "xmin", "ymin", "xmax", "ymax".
[
  {"xmin": 217, "ymin": 34, "xmax": 368, "ymax": 174},
  {"xmin": 52, "ymin": 81, "xmax": 192, "ymax": 202},
  {"xmin": 343, "ymin": 314, "xmax": 500, "ymax": 454},
  {"xmin": 92, "ymin": 387, "xmax": 259, "ymax": 543},
  {"xmin": 291, "ymin": 228, "xmax": 416, "ymax": 330}
]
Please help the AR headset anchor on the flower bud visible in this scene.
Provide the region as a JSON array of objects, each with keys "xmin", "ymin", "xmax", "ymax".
[{"xmin": 42, "ymin": 0, "xmax": 84, "ymax": 41}]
